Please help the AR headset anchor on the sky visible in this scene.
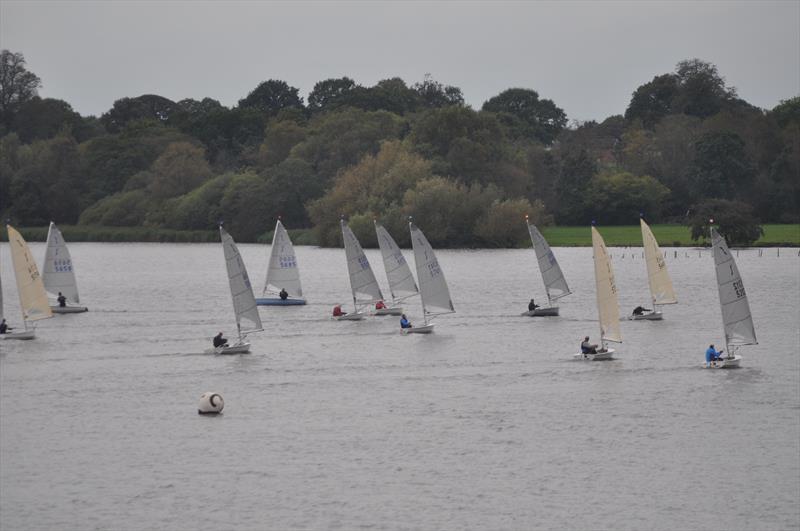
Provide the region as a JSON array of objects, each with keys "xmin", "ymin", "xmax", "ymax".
[{"xmin": 1, "ymin": 0, "xmax": 798, "ymax": 122}]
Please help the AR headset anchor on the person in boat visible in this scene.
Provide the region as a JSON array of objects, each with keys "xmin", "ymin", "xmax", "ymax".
[
  {"xmin": 57, "ymin": 292, "xmax": 67, "ymax": 307},
  {"xmin": 632, "ymin": 305, "xmax": 652, "ymax": 316},
  {"xmin": 0, "ymin": 319, "xmax": 9, "ymax": 334},
  {"xmin": 213, "ymin": 332, "xmax": 228, "ymax": 348},
  {"xmin": 279, "ymin": 288, "xmax": 288, "ymax": 300},
  {"xmin": 400, "ymin": 314, "xmax": 412, "ymax": 329},
  {"xmin": 705, "ymin": 344, "xmax": 724, "ymax": 365},
  {"xmin": 375, "ymin": 300, "xmax": 386, "ymax": 310},
  {"xmin": 581, "ymin": 336, "xmax": 598, "ymax": 354},
  {"xmin": 528, "ymin": 299, "xmax": 539, "ymax": 312},
  {"xmin": 332, "ymin": 305, "xmax": 347, "ymax": 317}
]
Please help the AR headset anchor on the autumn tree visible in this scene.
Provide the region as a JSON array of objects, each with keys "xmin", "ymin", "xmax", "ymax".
[{"xmin": 0, "ymin": 50, "xmax": 41, "ymax": 126}]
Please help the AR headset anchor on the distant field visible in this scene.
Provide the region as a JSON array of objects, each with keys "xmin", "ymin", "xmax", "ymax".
[{"xmin": 540, "ymin": 224, "xmax": 800, "ymax": 247}]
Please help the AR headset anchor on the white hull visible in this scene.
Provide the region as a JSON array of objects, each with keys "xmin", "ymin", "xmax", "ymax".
[
  {"xmin": 374, "ymin": 307, "xmax": 403, "ymax": 316},
  {"xmin": 402, "ymin": 323, "xmax": 434, "ymax": 334},
  {"xmin": 51, "ymin": 305, "xmax": 88, "ymax": 314},
  {"xmin": 205, "ymin": 341, "xmax": 251, "ymax": 355},
  {"xmin": 705, "ymin": 354, "xmax": 742, "ymax": 368},
  {"xmin": 520, "ymin": 306, "xmax": 559, "ymax": 317},
  {"xmin": 573, "ymin": 348, "xmax": 615, "ymax": 361},
  {"xmin": 628, "ymin": 311, "xmax": 662, "ymax": 321},
  {"xmin": 1, "ymin": 330, "xmax": 35, "ymax": 340},
  {"xmin": 333, "ymin": 312, "xmax": 365, "ymax": 321}
]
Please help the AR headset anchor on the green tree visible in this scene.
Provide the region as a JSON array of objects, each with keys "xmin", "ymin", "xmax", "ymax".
[
  {"xmin": 0, "ymin": 50, "xmax": 41, "ymax": 125},
  {"xmin": 307, "ymin": 77, "xmax": 359, "ymax": 113},
  {"xmin": 687, "ymin": 199, "xmax": 763, "ymax": 246},
  {"xmin": 163, "ymin": 174, "xmax": 232, "ymax": 230},
  {"xmin": 474, "ymin": 198, "xmax": 550, "ymax": 247},
  {"xmin": 586, "ymin": 171, "xmax": 671, "ymax": 225},
  {"xmin": 624, "ymin": 74, "xmax": 679, "ymax": 129},
  {"xmin": 482, "ymin": 88, "xmax": 567, "ymax": 144},
  {"xmin": 219, "ymin": 172, "xmax": 272, "ymax": 241},
  {"xmin": 689, "ymin": 131, "xmax": 754, "ymax": 200},
  {"xmin": 79, "ymin": 190, "xmax": 149, "ymax": 226},
  {"xmin": 101, "ymin": 94, "xmax": 178, "ymax": 133},
  {"xmin": 673, "ymin": 58, "xmax": 737, "ymax": 119},
  {"xmin": 238, "ymin": 79, "xmax": 305, "ymax": 116},
  {"xmin": 257, "ymin": 119, "xmax": 307, "ymax": 168},
  {"xmin": 769, "ymin": 96, "xmax": 800, "ymax": 129},
  {"xmin": 11, "ymin": 97, "xmax": 84, "ymax": 142},
  {"xmin": 262, "ymin": 157, "xmax": 320, "ymax": 227},
  {"xmin": 554, "ymin": 148, "xmax": 597, "ymax": 224},
  {"xmin": 412, "ymin": 74, "xmax": 464, "ymax": 108},
  {"xmin": 149, "ymin": 141, "xmax": 212, "ymax": 199}
]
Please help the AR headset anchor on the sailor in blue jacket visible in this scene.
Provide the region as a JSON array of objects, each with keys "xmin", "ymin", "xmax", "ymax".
[
  {"xmin": 705, "ymin": 344, "xmax": 724, "ymax": 365},
  {"xmin": 400, "ymin": 314, "xmax": 412, "ymax": 329}
]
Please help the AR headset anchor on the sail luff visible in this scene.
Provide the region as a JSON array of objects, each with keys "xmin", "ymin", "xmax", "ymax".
[
  {"xmin": 42, "ymin": 222, "xmax": 81, "ymax": 304},
  {"xmin": 640, "ymin": 219, "xmax": 677, "ymax": 306},
  {"xmin": 7, "ymin": 225, "xmax": 52, "ymax": 323},
  {"xmin": 591, "ymin": 226, "xmax": 621, "ymax": 343},
  {"xmin": 374, "ymin": 221, "xmax": 418, "ymax": 303},
  {"xmin": 263, "ymin": 220, "xmax": 303, "ymax": 297},
  {"xmin": 409, "ymin": 222, "xmax": 455, "ymax": 318},
  {"xmin": 220, "ymin": 227, "xmax": 263, "ymax": 334},
  {"xmin": 711, "ymin": 228, "xmax": 757, "ymax": 347},
  {"xmin": 341, "ymin": 220, "xmax": 384, "ymax": 307},
  {"xmin": 527, "ymin": 221, "xmax": 571, "ymax": 303}
]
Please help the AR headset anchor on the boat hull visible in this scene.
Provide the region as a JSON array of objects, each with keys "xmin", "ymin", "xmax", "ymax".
[
  {"xmin": 402, "ymin": 324, "xmax": 434, "ymax": 334},
  {"xmin": 333, "ymin": 312, "xmax": 365, "ymax": 321},
  {"xmin": 255, "ymin": 298, "xmax": 306, "ymax": 306},
  {"xmin": 375, "ymin": 307, "xmax": 403, "ymax": 316},
  {"xmin": 521, "ymin": 306, "xmax": 559, "ymax": 317},
  {"xmin": 1, "ymin": 330, "xmax": 35, "ymax": 340},
  {"xmin": 628, "ymin": 311, "xmax": 662, "ymax": 321},
  {"xmin": 51, "ymin": 305, "xmax": 89, "ymax": 313},
  {"xmin": 573, "ymin": 348, "xmax": 615, "ymax": 361},
  {"xmin": 705, "ymin": 354, "xmax": 742, "ymax": 368},
  {"xmin": 205, "ymin": 341, "xmax": 251, "ymax": 355}
]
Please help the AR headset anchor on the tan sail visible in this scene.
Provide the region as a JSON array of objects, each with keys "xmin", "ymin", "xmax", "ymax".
[
  {"xmin": 7, "ymin": 225, "xmax": 52, "ymax": 322},
  {"xmin": 592, "ymin": 226, "xmax": 621, "ymax": 343},
  {"xmin": 640, "ymin": 219, "xmax": 677, "ymax": 305}
]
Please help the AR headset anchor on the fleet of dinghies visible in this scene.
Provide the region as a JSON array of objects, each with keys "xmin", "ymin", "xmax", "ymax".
[{"xmin": 0, "ymin": 219, "xmax": 759, "ymax": 367}]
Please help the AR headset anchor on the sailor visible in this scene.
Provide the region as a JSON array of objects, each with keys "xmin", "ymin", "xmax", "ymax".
[
  {"xmin": 0, "ymin": 319, "xmax": 8, "ymax": 334},
  {"xmin": 400, "ymin": 314, "xmax": 412, "ymax": 329},
  {"xmin": 528, "ymin": 299, "xmax": 539, "ymax": 312},
  {"xmin": 581, "ymin": 336, "xmax": 598, "ymax": 354},
  {"xmin": 279, "ymin": 288, "xmax": 288, "ymax": 300},
  {"xmin": 375, "ymin": 300, "xmax": 386, "ymax": 310},
  {"xmin": 213, "ymin": 332, "xmax": 228, "ymax": 348},
  {"xmin": 332, "ymin": 305, "xmax": 346, "ymax": 317},
  {"xmin": 632, "ymin": 305, "xmax": 651, "ymax": 316},
  {"xmin": 57, "ymin": 292, "xmax": 67, "ymax": 307},
  {"xmin": 705, "ymin": 344, "xmax": 724, "ymax": 365}
]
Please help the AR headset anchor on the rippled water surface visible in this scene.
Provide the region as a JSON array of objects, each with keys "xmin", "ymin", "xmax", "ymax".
[{"xmin": 1, "ymin": 242, "xmax": 799, "ymax": 531}]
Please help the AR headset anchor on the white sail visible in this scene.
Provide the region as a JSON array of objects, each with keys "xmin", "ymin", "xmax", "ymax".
[
  {"xmin": 7, "ymin": 225, "xmax": 52, "ymax": 323},
  {"xmin": 374, "ymin": 221, "xmax": 418, "ymax": 303},
  {"xmin": 341, "ymin": 220, "xmax": 384, "ymax": 306},
  {"xmin": 527, "ymin": 221, "xmax": 571, "ymax": 303},
  {"xmin": 592, "ymin": 226, "xmax": 621, "ymax": 344},
  {"xmin": 263, "ymin": 219, "xmax": 303, "ymax": 298},
  {"xmin": 640, "ymin": 219, "xmax": 677, "ymax": 305},
  {"xmin": 410, "ymin": 222, "xmax": 455, "ymax": 317},
  {"xmin": 220, "ymin": 227, "xmax": 263, "ymax": 335},
  {"xmin": 712, "ymin": 229, "xmax": 757, "ymax": 347},
  {"xmin": 42, "ymin": 222, "xmax": 81, "ymax": 304}
]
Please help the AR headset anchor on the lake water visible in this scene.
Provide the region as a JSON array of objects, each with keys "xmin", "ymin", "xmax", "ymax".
[{"xmin": 1, "ymin": 242, "xmax": 798, "ymax": 531}]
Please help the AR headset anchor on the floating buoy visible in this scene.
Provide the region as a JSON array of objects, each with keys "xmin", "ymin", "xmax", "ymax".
[{"xmin": 198, "ymin": 392, "xmax": 224, "ymax": 415}]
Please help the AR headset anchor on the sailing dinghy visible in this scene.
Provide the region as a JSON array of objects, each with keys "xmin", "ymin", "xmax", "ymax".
[
  {"xmin": 206, "ymin": 226, "xmax": 264, "ymax": 354},
  {"xmin": 2, "ymin": 225, "xmax": 53, "ymax": 340},
  {"xmin": 405, "ymin": 221, "xmax": 455, "ymax": 334},
  {"xmin": 42, "ymin": 222, "xmax": 88, "ymax": 313},
  {"xmin": 521, "ymin": 216, "xmax": 571, "ymax": 316},
  {"xmin": 373, "ymin": 221, "xmax": 418, "ymax": 316},
  {"xmin": 337, "ymin": 219, "xmax": 384, "ymax": 321},
  {"xmin": 629, "ymin": 218, "xmax": 676, "ymax": 320},
  {"xmin": 575, "ymin": 226, "xmax": 621, "ymax": 360},
  {"xmin": 255, "ymin": 219, "xmax": 306, "ymax": 306},
  {"xmin": 705, "ymin": 227, "xmax": 756, "ymax": 368}
]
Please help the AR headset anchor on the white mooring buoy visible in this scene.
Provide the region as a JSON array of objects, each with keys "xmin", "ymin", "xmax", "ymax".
[{"xmin": 198, "ymin": 392, "xmax": 224, "ymax": 415}]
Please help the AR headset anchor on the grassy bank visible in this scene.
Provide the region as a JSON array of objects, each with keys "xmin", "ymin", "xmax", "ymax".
[{"xmin": 4, "ymin": 224, "xmax": 798, "ymax": 247}]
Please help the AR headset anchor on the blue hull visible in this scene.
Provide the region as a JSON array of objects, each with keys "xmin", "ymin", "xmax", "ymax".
[{"xmin": 256, "ymin": 298, "xmax": 307, "ymax": 306}]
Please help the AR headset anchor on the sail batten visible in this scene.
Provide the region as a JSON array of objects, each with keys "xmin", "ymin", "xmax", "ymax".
[
  {"xmin": 263, "ymin": 220, "xmax": 303, "ymax": 297},
  {"xmin": 341, "ymin": 220, "xmax": 384, "ymax": 306},
  {"xmin": 592, "ymin": 226, "xmax": 621, "ymax": 344},
  {"xmin": 527, "ymin": 222, "xmax": 571, "ymax": 303},
  {"xmin": 375, "ymin": 222, "xmax": 418, "ymax": 303},
  {"xmin": 7, "ymin": 225, "xmax": 52, "ymax": 323},
  {"xmin": 712, "ymin": 229, "xmax": 757, "ymax": 347},
  {"xmin": 42, "ymin": 222, "xmax": 81, "ymax": 304},
  {"xmin": 220, "ymin": 227, "xmax": 263, "ymax": 335},
  {"xmin": 410, "ymin": 222, "xmax": 455, "ymax": 317},
  {"xmin": 640, "ymin": 219, "xmax": 677, "ymax": 305}
]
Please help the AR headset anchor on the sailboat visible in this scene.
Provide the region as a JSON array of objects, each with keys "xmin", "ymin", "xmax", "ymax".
[
  {"xmin": 405, "ymin": 220, "xmax": 455, "ymax": 334},
  {"xmin": 521, "ymin": 216, "xmax": 571, "ymax": 316},
  {"xmin": 706, "ymin": 227, "xmax": 756, "ymax": 368},
  {"xmin": 255, "ymin": 219, "xmax": 306, "ymax": 306},
  {"xmin": 575, "ymin": 225, "xmax": 621, "ymax": 360},
  {"xmin": 373, "ymin": 220, "xmax": 418, "ymax": 316},
  {"xmin": 206, "ymin": 226, "xmax": 264, "ymax": 354},
  {"xmin": 629, "ymin": 218, "xmax": 676, "ymax": 320},
  {"xmin": 2, "ymin": 225, "xmax": 53, "ymax": 340},
  {"xmin": 337, "ymin": 219, "xmax": 384, "ymax": 321},
  {"xmin": 42, "ymin": 222, "xmax": 89, "ymax": 313}
]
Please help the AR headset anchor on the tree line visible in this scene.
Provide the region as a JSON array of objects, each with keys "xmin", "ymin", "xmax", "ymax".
[{"xmin": 1, "ymin": 50, "xmax": 797, "ymax": 247}]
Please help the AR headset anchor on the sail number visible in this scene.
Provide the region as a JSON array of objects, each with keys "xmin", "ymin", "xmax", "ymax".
[
  {"xmin": 278, "ymin": 256, "xmax": 296, "ymax": 268},
  {"xmin": 427, "ymin": 260, "xmax": 442, "ymax": 278},
  {"xmin": 358, "ymin": 255, "xmax": 370, "ymax": 270},
  {"xmin": 53, "ymin": 258, "xmax": 73, "ymax": 272},
  {"xmin": 733, "ymin": 280, "xmax": 746, "ymax": 298}
]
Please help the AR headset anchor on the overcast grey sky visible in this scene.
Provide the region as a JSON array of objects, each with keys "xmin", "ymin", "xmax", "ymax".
[{"xmin": 1, "ymin": 0, "xmax": 798, "ymax": 122}]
